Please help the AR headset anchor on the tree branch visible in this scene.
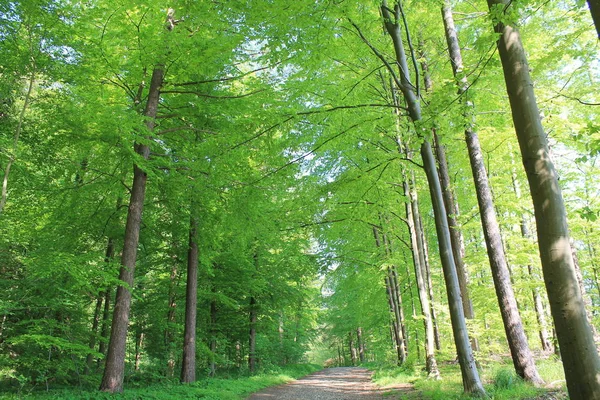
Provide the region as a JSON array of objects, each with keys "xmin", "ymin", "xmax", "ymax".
[
  {"xmin": 160, "ymin": 89, "xmax": 265, "ymax": 99},
  {"xmin": 348, "ymin": 19, "xmax": 405, "ymax": 93}
]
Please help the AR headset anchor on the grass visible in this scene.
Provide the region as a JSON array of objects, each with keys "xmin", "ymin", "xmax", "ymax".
[
  {"xmin": 371, "ymin": 355, "xmax": 568, "ymax": 399},
  {"xmin": 0, "ymin": 364, "xmax": 322, "ymax": 400}
]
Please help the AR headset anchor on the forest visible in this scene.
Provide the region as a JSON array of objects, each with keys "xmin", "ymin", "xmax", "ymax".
[{"xmin": 1, "ymin": 0, "xmax": 600, "ymax": 399}]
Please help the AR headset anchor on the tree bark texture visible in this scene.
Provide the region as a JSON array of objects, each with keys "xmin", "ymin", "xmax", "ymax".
[
  {"xmin": 357, "ymin": 327, "xmax": 366, "ymax": 363},
  {"xmin": 181, "ymin": 215, "xmax": 199, "ymax": 383},
  {"xmin": 100, "ymin": 66, "xmax": 164, "ymax": 393},
  {"xmin": 380, "ymin": 1, "xmax": 485, "ymax": 394},
  {"xmin": 466, "ymin": 129, "xmax": 543, "ymax": 384},
  {"xmin": 349, "ymin": 332, "xmax": 357, "ymax": 366},
  {"xmin": 374, "ymin": 226, "xmax": 406, "ymax": 364},
  {"xmin": 487, "ymin": 1, "xmax": 600, "ymax": 397},
  {"xmin": 422, "ymin": 141, "xmax": 486, "ymax": 396},
  {"xmin": 441, "ymin": 3, "xmax": 542, "ymax": 384},
  {"xmin": 404, "ymin": 178, "xmax": 440, "ymax": 378},
  {"xmin": 432, "ymin": 134, "xmax": 475, "ymax": 321}
]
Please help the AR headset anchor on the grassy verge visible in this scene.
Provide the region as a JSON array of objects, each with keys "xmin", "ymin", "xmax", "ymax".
[
  {"xmin": 0, "ymin": 364, "xmax": 322, "ymax": 400},
  {"xmin": 371, "ymin": 355, "xmax": 568, "ymax": 399}
]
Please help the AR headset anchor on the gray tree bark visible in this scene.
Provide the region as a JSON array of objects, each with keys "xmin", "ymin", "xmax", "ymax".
[
  {"xmin": 380, "ymin": 1, "xmax": 486, "ymax": 395},
  {"xmin": 404, "ymin": 178, "xmax": 440, "ymax": 379},
  {"xmin": 487, "ymin": 1, "xmax": 600, "ymax": 397},
  {"xmin": 442, "ymin": 2, "xmax": 542, "ymax": 384}
]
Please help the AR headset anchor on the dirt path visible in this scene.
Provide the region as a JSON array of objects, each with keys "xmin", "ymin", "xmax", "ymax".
[{"xmin": 246, "ymin": 367, "xmax": 418, "ymax": 399}]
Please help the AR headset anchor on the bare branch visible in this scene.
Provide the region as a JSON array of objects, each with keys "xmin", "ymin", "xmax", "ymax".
[
  {"xmin": 348, "ymin": 19, "xmax": 405, "ymax": 93},
  {"xmin": 169, "ymin": 61, "xmax": 286, "ymax": 87}
]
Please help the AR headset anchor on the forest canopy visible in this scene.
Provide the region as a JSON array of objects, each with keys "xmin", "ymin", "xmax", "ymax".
[{"xmin": 1, "ymin": 0, "xmax": 599, "ymax": 399}]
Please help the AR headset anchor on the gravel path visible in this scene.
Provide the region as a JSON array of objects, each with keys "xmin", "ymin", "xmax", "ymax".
[{"xmin": 246, "ymin": 367, "xmax": 412, "ymax": 399}]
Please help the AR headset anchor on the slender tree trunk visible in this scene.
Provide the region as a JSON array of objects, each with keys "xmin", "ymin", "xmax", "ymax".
[
  {"xmin": 134, "ymin": 326, "xmax": 144, "ymax": 371},
  {"xmin": 357, "ymin": 327, "xmax": 366, "ymax": 363},
  {"xmin": 181, "ymin": 214, "xmax": 198, "ymax": 383},
  {"xmin": 85, "ymin": 292, "xmax": 104, "ymax": 374},
  {"xmin": 529, "ymin": 265, "xmax": 553, "ymax": 352},
  {"xmin": 165, "ymin": 260, "xmax": 178, "ymax": 378},
  {"xmin": 487, "ymin": 1, "xmax": 600, "ymax": 397},
  {"xmin": 98, "ymin": 287, "xmax": 112, "ymax": 367},
  {"xmin": 100, "ymin": 66, "xmax": 164, "ymax": 393},
  {"xmin": 433, "ymin": 135, "xmax": 475, "ymax": 322},
  {"xmin": 422, "ymin": 141, "xmax": 486, "ymax": 395},
  {"xmin": 404, "ymin": 178, "xmax": 440, "ymax": 378},
  {"xmin": 421, "ymin": 231, "xmax": 441, "ymax": 350},
  {"xmin": 379, "ymin": 2, "xmax": 485, "ymax": 394},
  {"xmin": 385, "ymin": 275, "xmax": 406, "ymax": 364},
  {"xmin": 278, "ymin": 311, "xmax": 285, "ymax": 364},
  {"xmin": 249, "ymin": 296, "xmax": 257, "ymax": 373},
  {"xmin": 0, "ymin": 71, "xmax": 34, "ymax": 215},
  {"xmin": 374, "ymin": 226, "xmax": 406, "ymax": 364},
  {"xmin": 512, "ymin": 158, "xmax": 555, "ymax": 353},
  {"xmin": 466, "ymin": 129, "xmax": 543, "ymax": 384},
  {"xmin": 442, "ymin": 4, "xmax": 542, "ymax": 383},
  {"xmin": 349, "ymin": 332, "xmax": 357, "ymax": 366}
]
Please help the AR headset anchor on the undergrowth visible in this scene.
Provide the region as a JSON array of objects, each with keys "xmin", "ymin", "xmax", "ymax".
[
  {"xmin": 0, "ymin": 364, "xmax": 322, "ymax": 400},
  {"xmin": 372, "ymin": 355, "xmax": 567, "ymax": 399}
]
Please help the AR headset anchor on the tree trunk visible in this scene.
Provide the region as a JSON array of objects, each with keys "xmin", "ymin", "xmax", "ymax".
[
  {"xmin": 380, "ymin": 2, "xmax": 485, "ymax": 394},
  {"xmin": 433, "ymin": 134, "xmax": 474, "ymax": 322},
  {"xmin": 465, "ymin": 129, "xmax": 543, "ymax": 384},
  {"xmin": 0, "ymin": 71, "xmax": 34, "ymax": 215},
  {"xmin": 357, "ymin": 327, "xmax": 366, "ymax": 363},
  {"xmin": 349, "ymin": 332, "xmax": 357, "ymax": 366},
  {"xmin": 181, "ymin": 214, "xmax": 198, "ymax": 383},
  {"xmin": 134, "ymin": 327, "xmax": 144, "ymax": 371},
  {"xmin": 249, "ymin": 296, "xmax": 257, "ymax": 374},
  {"xmin": 487, "ymin": 1, "xmax": 600, "ymax": 397},
  {"xmin": 165, "ymin": 260, "xmax": 178, "ymax": 378},
  {"xmin": 374, "ymin": 226, "xmax": 406, "ymax": 364},
  {"xmin": 85, "ymin": 292, "xmax": 104, "ymax": 375},
  {"xmin": 404, "ymin": 178, "xmax": 440, "ymax": 378},
  {"xmin": 529, "ymin": 265, "xmax": 553, "ymax": 352},
  {"xmin": 422, "ymin": 141, "xmax": 486, "ymax": 396},
  {"xmin": 100, "ymin": 66, "xmax": 164, "ymax": 393},
  {"xmin": 442, "ymin": 4, "xmax": 542, "ymax": 383},
  {"xmin": 98, "ymin": 287, "xmax": 112, "ymax": 366}
]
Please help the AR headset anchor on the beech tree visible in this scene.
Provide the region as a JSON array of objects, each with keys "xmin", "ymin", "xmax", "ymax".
[{"xmin": 487, "ymin": 0, "xmax": 600, "ymax": 398}]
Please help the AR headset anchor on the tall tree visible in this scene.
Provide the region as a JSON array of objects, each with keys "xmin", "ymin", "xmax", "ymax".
[
  {"xmin": 181, "ymin": 213, "xmax": 199, "ymax": 383},
  {"xmin": 378, "ymin": 0, "xmax": 486, "ymax": 395},
  {"xmin": 441, "ymin": 2, "xmax": 542, "ymax": 385},
  {"xmin": 100, "ymin": 65, "xmax": 164, "ymax": 393},
  {"xmin": 487, "ymin": 1, "xmax": 600, "ymax": 398}
]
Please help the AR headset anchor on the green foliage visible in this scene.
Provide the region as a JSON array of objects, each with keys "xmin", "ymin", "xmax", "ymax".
[{"xmin": 0, "ymin": 364, "xmax": 321, "ymax": 400}]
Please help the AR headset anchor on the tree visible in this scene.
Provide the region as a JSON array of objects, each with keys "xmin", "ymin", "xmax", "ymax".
[
  {"xmin": 379, "ymin": 1, "xmax": 486, "ymax": 394},
  {"xmin": 487, "ymin": 0, "xmax": 600, "ymax": 398},
  {"xmin": 441, "ymin": 1, "xmax": 542, "ymax": 385}
]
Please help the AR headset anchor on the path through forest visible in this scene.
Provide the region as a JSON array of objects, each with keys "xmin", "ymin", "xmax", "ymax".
[{"xmin": 246, "ymin": 367, "xmax": 418, "ymax": 399}]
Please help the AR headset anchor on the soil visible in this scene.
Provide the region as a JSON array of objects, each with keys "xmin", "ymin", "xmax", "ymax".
[{"xmin": 245, "ymin": 367, "xmax": 419, "ymax": 399}]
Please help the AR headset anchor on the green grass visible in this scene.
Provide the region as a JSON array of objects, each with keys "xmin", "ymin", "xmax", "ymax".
[
  {"xmin": 0, "ymin": 364, "xmax": 322, "ymax": 400},
  {"xmin": 372, "ymin": 355, "xmax": 568, "ymax": 399}
]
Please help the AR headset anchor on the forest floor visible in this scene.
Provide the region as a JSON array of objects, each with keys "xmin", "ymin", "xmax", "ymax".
[{"xmin": 246, "ymin": 367, "xmax": 419, "ymax": 399}]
